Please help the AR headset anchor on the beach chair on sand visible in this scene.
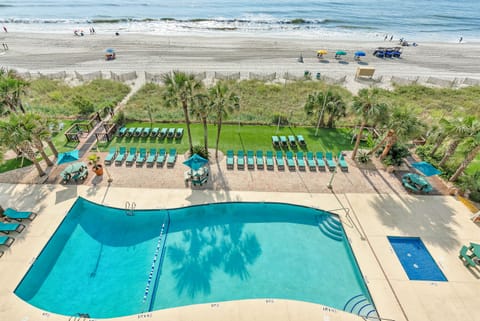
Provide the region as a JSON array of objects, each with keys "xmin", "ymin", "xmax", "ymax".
[
  {"xmin": 226, "ymin": 150, "xmax": 234, "ymax": 169},
  {"xmin": 316, "ymin": 152, "xmax": 326, "ymax": 170},
  {"xmin": 286, "ymin": 151, "xmax": 295, "ymax": 170},
  {"xmin": 151, "ymin": 127, "xmax": 159, "ymax": 137},
  {"xmin": 104, "ymin": 147, "xmax": 117, "ymax": 165},
  {"xmin": 266, "ymin": 151, "xmax": 274, "ymax": 170},
  {"xmin": 338, "ymin": 152, "xmax": 348, "ymax": 171},
  {"xmin": 237, "ymin": 151, "xmax": 245, "ymax": 169},
  {"xmin": 167, "ymin": 149, "xmax": 177, "ymax": 167},
  {"xmin": 272, "ymin": 136, "xmax": 280, "ymax": 147},
  {"xmin": 156, "ymin": 148, "xmax": 166, "ymax": 167},
  {"xmin": 275, "ymin": 151, "xmax": 285, "ymax": 170},
  {"xmin": 167, "ymin": 128, "xmax": 176, "ymax": 138},
  {"xmin": 136, "ymin": 148, "xmax": 147, "ymax": 167},
  {"xmin": 127, "ymin": 127, "xmax": 136, "ymax": 137},
  {"xmin": 126, "ymin": 147, "xmax": 137, "ymax": 166},
  {"xmin": 115, "ymin": 147, "xmax": 127, "ymax": 165},
  {"xmin": 146, "ymin": 148, "xmax": 157, "ymax": 167},
  {"xmin": 159, "ymin": 128, "xmax": 168, "ymax": 139},
  {"xmin": 296, "ymin": 152, "xmax": 306, "ymax": 171},
  {"xmin": 325, "ymin": 152, "xmax": 336, "ymax": 171},
  {"xmin": 288, "ymin": 135, "xmax": 297, "ymax": 148},
  {"xmin": 3, "ymin": 208, "xmax": 36, "ymax": 222},
  {"xmin": 0, "ymin": 222, "xmax": 25, "ymax": 234},
  {"xmin": 306, "ymin": 152, "xmax": 316, "ymax": 171},
  {"xmin": 247, "ymin": 151, "xmax": 255, "ymax": 169}
]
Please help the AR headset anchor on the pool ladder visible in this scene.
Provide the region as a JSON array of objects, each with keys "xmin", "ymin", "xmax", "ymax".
[{"xmin": 125, "ymin": 201, "xmax": 136, "ymax": 216}]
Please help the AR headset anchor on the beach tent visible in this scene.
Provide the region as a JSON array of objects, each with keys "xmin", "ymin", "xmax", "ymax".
[{"xmin": 105, "ymin": 48, "xmax": 116, "ymax": 60}]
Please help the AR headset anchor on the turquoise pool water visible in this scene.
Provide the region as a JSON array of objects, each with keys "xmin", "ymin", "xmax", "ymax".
[{"xmin": 15, "ymin": 198, "xmax": 376, "ymax": 318}]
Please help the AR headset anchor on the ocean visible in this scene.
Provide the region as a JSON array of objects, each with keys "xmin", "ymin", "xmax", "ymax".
[{"xmin": 1, "ymin": 0, "xmax": 479, "ymax": 42}]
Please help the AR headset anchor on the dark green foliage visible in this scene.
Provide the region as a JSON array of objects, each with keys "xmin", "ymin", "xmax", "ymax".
[
  {"xmin": 192, "ymin": 145, "xmax": 209, "ymax": 159},
  {"xmin": 377, "ymin": 143, "xmax": 409, "ymax": 166}
]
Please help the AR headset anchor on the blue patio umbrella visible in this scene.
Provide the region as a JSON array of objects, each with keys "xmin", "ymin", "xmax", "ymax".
[
  {"xmin": 183, "ymin": 154, "xmax": 209, "ymax": 171},
  {"xmin": 57, "ymin": 149, "xmax": 79, "ymax": 165},
  {"xmin": 355, "ymin": 51, "xmax": 366, "ymax": 57},
  {"xmin": 412, "ymin": 161, "xmax": 442, "ymax": 177}
]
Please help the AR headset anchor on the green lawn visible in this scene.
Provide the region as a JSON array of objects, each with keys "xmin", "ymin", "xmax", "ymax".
[{"xmin": 0, "ymin": 157, "xmax": 33, "ymax": 173}]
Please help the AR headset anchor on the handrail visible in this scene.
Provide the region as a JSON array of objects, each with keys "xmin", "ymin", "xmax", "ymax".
[
  {"xmin": 327, "ymin": 206, "xmax": 365, "ymax": 240},
  {"xmin": 362, "ymin": 316, "xmax": 395, "ymax": 321}
]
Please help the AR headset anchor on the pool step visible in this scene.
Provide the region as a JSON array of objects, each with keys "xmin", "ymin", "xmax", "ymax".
[
  {"xmin": 343, "ymin": 294, "xmax": 378, "ymax": 320},
  {"xmin": 316, "ymin": 214, "xmax": 344, "ymax": 241}
]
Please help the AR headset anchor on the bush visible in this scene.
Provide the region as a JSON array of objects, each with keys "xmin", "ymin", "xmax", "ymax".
[
  {"xmin": 356, "ymin": 151, "xmax": 371, "ymax": 163},
  {"xmin": 377, "ymin": 143, "xmax": 409, "ymax": 166},
  {"xmin": 469, "ymin": 191, "xmax": 480, "ymax": 203},
  {"xmin": 73, "ymin": 95, "xmax": 95, "ymax": 116},
  {"xmin": 272, "ymin": 113, "xmax": 289, "ymax": 126},
  {"xmin": 192, "ymin": 145, "xmax": 209, "ymax": 159},
  {"xmin": 113, "ymin": 110, "xmax": 126, "ymax": 127}
]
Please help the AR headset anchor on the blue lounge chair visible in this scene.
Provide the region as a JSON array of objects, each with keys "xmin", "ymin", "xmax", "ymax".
[
  {"xmin": 142, "ymin": 127, "xmax": 151, "ymax": 137},
  {"xmin": 297, "ymin": 135, "xmax": 306, "ymax": 146},
  {"xmin": 266, "ymin": 151, "xmax": 274, "ymax": 170},
  {"xmin": 459, "ymin": 245, "xmax": 477, "ymax": 267},
  {"xmin": 306, "ymin": 152, "xmax": 316, "ymax": 171},
  {"xmin": 167, "ymin": 149, "xmax": 177, "ymax": 167},
  {"xmin": 4, "ymin": 208, "xmax": 37, "ymax": 221},
  {"xmin": 256, "ymin": 151, "xmax": 264, "ymax": 169},
  {"xmin": 237, "ymin": 151, "xmax": 245, "ymax": 169},
  {"xmin": 115, "ymin": 147, "xmax": 127, "ymax": 165},
  {"xmin": 288, "ymin": 135, "xmax": 297, "ymax": 148},
  {"xmin": 272, "ymin": 136, "xmax": 280, "ymax": 147},
  {"xmin": 325, "ymin": 152, "xmax": 336, "ymax": 171},
  {"xmin": 280, "ymin": 136, "xmax": 288, "ymax": 147},
  {"xmin": 226, "ymin": 150, "xmax": 234, "ymax": 169},
  {"xmin": 175, "ymin": 128, "xmax": 184, "ymax": 138},
  {"xmin": 247, "ymin": 151, "xmax": 255, "ymax": 169},
  {"xmin": 286, "ymin": 151, "xmax": 295, "ymax": 170},
  {"xmin": 127, "ymin": 127, "xmax": 136, "ymax": 137},
  {"xmin": 296, "ymin": 152, "xmax": 306, "ymax": 170},
  {"xmin": 104, "ymin": 147, "xmax": 117, "ymax": 165},
  {"xmin": 275, "ymin": 151, "xmax": 285, "ymax": 170},
  {"xmin": 0, "ymin": 222, "xmax": 25, "ymax": 234},
  {"xmin": 316, "ymin": 152, "xmax": 326, "ymax": 170},
  {"xmin": 151, "ymin": 127, "xmax": 159, "ymax": 137},
  {"xmin": 159, "ymin": 128, "xmax": 168, "ymax": 139},
  {"xmin": 126, "ymin": 147, "xmax": 137, "ymax": 166},
  {"xmin": 156, "ymin": 148, "xmax": 166, "ymax": 167},
  {"xmin": 337, "ymin": 152, "xmax": 348, "ymax": 172},
  {"xmin": 136, "ymin": 148, "xmax": 147, "ymax": 167},
  {"xmin": 134, "ymin": 127, "xmax": 143, "ymax": 137},
  {"xmin": 118, "ymin": 127, "xmax": 127, "ymax": 137},
  {"xmin": 0, "ymin": 235, "xmax": 14, "ymax": 247},
  {"xmin": 167, "ymin": 128, "xmax": 175, "ymax": 138},
  {"xmin": 146, "ymin": 148, "xmax": 157, "ymax": 167}
]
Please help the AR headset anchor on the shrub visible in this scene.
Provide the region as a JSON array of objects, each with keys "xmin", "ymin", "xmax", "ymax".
[
  {"xmin": 377, "ymin": 143, "xmax": 409, "ymax": 166},
  {"xmin": 113, "ymin": 110, "xmax": 126, "ymax": 127},
  {"xmin": 356, "ymin": 151, "xmax": 371, "ymax": 163},
  {"xmin": 192, "ymin": 145, "xmax": 209, "ymax": 160},
  {"xmin": 272, "ymin": 113, "xmax": 289, "ymax": 126}
]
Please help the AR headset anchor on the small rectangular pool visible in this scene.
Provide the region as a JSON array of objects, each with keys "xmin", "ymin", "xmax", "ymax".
[{"xmin": 388, "ymin": 236, "xmax": 447, "ymax": 281}]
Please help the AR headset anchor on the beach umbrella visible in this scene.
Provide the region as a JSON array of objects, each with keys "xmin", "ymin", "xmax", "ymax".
[
  {"xmin": 317, "ymin": 50, "xmax": 328, "ymax": 55},
  {"xmin": 105, "ymin": 48, "xmax": 115, "ymax": 54},
  {"xmin": 354, "ymin": 51, "xmax": 366, "ymax": 57},
  {"xmin": 335, "ymin": 50, "xmax": 347, "ymax": 56},
  {"xmin": 183, "ymin": 154, "xmax": 209, "ymax": 171},
  {"xmin": 411, "ymin": 161, "xmax": 442, "ymax": 177},
  {"xmin": 57, "ymin": 149, "xmax": 79, "ymax": 165}
]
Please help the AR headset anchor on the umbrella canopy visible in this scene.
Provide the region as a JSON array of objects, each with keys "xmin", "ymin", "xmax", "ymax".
[
  {"xmin": 57, "ymin": 150, "xmax": 79, "ymax": 165},
  {"xmin": 412, "ymin": 161, "xmax": 442, "ymax": 177},
  {"xmin": 105, "ymin": 48, "xmax": 115, "ymax": 54},
  {"xmin": 335, "ymin": 50, "xmax": 347, "ymax": 55},
  {"xmin": 317, "ymin": 50, "xmax": 328, "ymax": 55},
  {"xmin": 354, "ymin": 51, "xmax": 366, "ymax": 57},
  {"xmin": 183, "ymin": 154, "xmax": 209, "ymax": 171}
]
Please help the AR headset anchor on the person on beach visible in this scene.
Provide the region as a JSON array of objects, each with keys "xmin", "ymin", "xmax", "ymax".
[
  {"xmin": 3, "ymin": 26, "xmax": 7, "ymax": 33},
  {"xmin": 459, "ymin": 36, "xmax": 463, "ymax": 43},
  {"xmin": 390, "ymin": 35, "xmax": 393, "ymax": 41},
  {"xmin": 384, "ymin": 34, "xmax": 388, "ymax": 41}
]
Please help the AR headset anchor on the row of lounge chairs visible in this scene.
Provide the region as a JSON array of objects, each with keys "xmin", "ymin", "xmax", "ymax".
[
  {"xmin": 226, "ymin": 150, "xmax": 348, "ymax": 172},
  {"xmin": 104, "ymin": 147, "xmax": 177, "ymax": 167},
  {"xmin": 0, "ymin": 208, "xmax": 36, "ymax": 258},
  {"xmin": 373, "ymin": 47, "xmax": 402, "ymax": 58},
  {"xmin": 118, "ymin": 127, "xmax": 184, "ymax": 139},
  {"xmin": 272, "ymin": 135, "xmax": 306, "ymax": 148}
]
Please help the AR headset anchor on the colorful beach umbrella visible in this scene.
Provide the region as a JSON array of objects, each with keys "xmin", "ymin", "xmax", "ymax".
[
  {"xmin": 183, "ymin": 154, "xmax": 209, "ymax": 171},
  {"xmin": 354, "ymin": 51, "xmax": 366, "ymax": 57},
  {"xmin": 57, "ymin": 149, "xmax": 79, "ymax": 165},
  {"xmin": 317, "ymin": 50, "xmax": 328, "ymax": 55},
  {"xmin": 335, "ymin": 50, "xmax": 347, "ymax": 56}
]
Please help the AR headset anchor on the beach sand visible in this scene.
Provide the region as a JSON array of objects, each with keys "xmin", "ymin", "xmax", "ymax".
[{"xmin": 1, "ymin": 32, "xmax": 479, "ymax": 93}]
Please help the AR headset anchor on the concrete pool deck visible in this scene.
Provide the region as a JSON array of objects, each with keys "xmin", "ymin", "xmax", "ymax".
[{"xmin": 0, "ymin": 167, "xmax": 479, "ymax": 320}]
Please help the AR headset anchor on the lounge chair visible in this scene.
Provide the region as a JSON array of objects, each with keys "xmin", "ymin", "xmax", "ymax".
[
  {"xmin": 175, "ymin": 128, "xmax": 184, "ymax": 138},
  {"xmin": 297, "ymin": 135, "xmax": 306, "ymax": 146},
  {"xmin": 280, "ymin": 136, "xmax": 288, "ymax": 147},
  {"xmin": 325, "ymin": 152, "xmax": 336, "ymax": 171},
  {"xmin": 136, "ymin": 148, "xmax": 147, "ymax": 167},
  {"xmin": 104, "ymin": 147, "xmax": 117, "ymax": 165},
  {"xmin": 286, "ymin": 151, "xmax": 295, "ymax": 170},
  {"xmin": 118, "ymin": 127, "xmax": 127, "ymax": 137},
  {"xmin": 306, "ymin": 152, "xmax": 316, "ymax": 171},
  {"xmin": 159, "ymin": 128, "xmax": 168, "ymax": 139},
  {"xmin": 142, "ymin": 127, "xmax": 151, "ymax": 137},
  {"xmin": 256, "ymin": 151, "xmax": 264, "ymax": 169},
  {"xmin": 272, "ymin": 136, "xmax": 280, "ymax": 147},
  {"xmin": 266, "ymin": 151, "xmax": 274, "ymax": 170},
  {"xmin": 151, "ymin": 127, "xmax": 159, "ymax": 137},
  {"xmin": 156, "ymin": 148, "xmax": 166, "ymax": 167},
  {"xmin": 0, "ymin": 222, "xmax": 25, "ymax": 234},
  {"xmin": 296, "ymin": 152, "xmax": 306, "ymax": 170},
  {"xmin": 115, "ymin": 147, "xmax": 127, "ymax": 165},
  {"xmin": 226, "ymin": 150, "xmax": 234, "ymax": 169},
  {"xmin": 247, "ymin": 151, "xmax": 255, "ymax": 169},
  {"xmin": 0, "ymin": 235, "xmax": 15, "ymax": 247},
  {"xmin": 127, "ymin": 127, "xmax": 136, "ymax": 137},
  {"xmin": 337, "ymin": 152, "xmax": 348, "ymax": 172},
  {"xmin": 167, "ymin": 128, "xmax": 175, "ymax": 138},
  {"xmin": 126, "ymin": 147, "xmax": 137, "ymax": 166},
  {"xmin": 288, "ymin": 135, "xmax": 297, "ymax": 148},
  {"xmin": 3, "ymin": 208, "xmax": 37, "ymax": 222},
  {"xmin": 459, "ymin": 245, "xmax": 477, "ymax": 267},
  {"xmin": 146, "ymin": 148, "xmax": 157, "ymax": 167},
  {"xmin": 275, "ymin": 151, "xmax": 285, "ymax": 170},
  {"xmin": 316, "ymin": 152, "xmax": 326, "ymax": 170},
  {"xmin": 237, "ymin": 151, "xmax": 245, "ymax": 169},
  {"xmin": 167, "ymin": 149, "xmax": 177, "ymax": 167},
  {"xmin": 134, "ymin": 127, "xmax": 143, "ymax": 137}
]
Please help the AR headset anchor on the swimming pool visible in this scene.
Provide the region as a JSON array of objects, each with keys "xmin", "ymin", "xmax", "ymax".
[{"xmin": 15, "ymin": 198, "xmax": 376, "ymax": 318}]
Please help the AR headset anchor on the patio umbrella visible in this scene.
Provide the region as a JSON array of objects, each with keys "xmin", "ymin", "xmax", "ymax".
[
  {"xmin": 57, "ymin": 149, "xmax": 79, "ymax": 165},
  {"xmin": 183, "ymin": 154, "xmax": 209, "ymax": 171},
  {"xmin": 335, "ymin": 50, "xmax": 347, "ymax": 56},
  {"xmin": 354, "ymin": 51, "xmax": 366, "ymax": 57},
  {"xmin": 411, "ymin": 161, "xmax": 442, "ymax": 177}
]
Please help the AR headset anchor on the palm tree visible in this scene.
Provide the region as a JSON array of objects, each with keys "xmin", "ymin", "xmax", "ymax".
[
  {"xmin": 0, "ymin": 69, "xmax": 28, "ymax": 114},
  {"xmin": 209, "ymin": 82, "xmax": 239, "ymax": 158},
  {"xmin": 162, "ymin": 71, "xmax": 202, "ymax": 154},
  {"xmin": 449, "ymin": 130, "xmax": 480, "ymax": 182},
  {"xmin": 438, "ymin": 116, "xmax": 477, "ymax": 167},
  {"xmin": 427, "ymin": 122, "xmax": 449, "ymax": 157},
  {"xmin": 304, "ymin": 90, "xmax": 332, "ymax": 135},
  {"xmin": 191, "ymin": 92, "xmax": 210, "ymax": 155},
  {"xmin": 350, "ymin": 88, "xmax": 389, "ymax": 160},
  {"xmin": 21, "ymin": 113, "xmax": 55, "ymax": 166},
  {"xmin": 325, "ymin": 92, "xmax": 347, "ymax": 128}
]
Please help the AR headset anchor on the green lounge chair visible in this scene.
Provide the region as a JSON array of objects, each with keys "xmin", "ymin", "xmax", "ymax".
[
  {"xmin": 459, "ymin": 245, "xmax": 477, "ymax": 267},
  {"xmin": 272, "ymin": 136, "xmax": 280, "ymax": 147},
  {"xmin": 4, "ymin": 208, "xmax": 37, "ymax": 222},
  {"xmin": 226, "ymin": 150, "xmax": 234, "ymax": 169},
  {"xmin": 118, "ymin": 127, "xmax": 127, "ymax": 137},
  {"xmin": 338, "ymin": 152, "xmax": 348, "ymax": 172},
  {"xmin": 104, "ymin": 147, "xmax": 117, "ymax": 165},
  {"xmin": 167, "ymin": 149, "xmax": 177, "ymax": 167},
  {"xmin": 0, "ymin": 222, "xmax": 25, "ymax": 234},
  {"xmin": 151, "ymin": 127, "xmax": 159, "ymax": 137},
  {"xmin": 325, "ymin": 152, "xmax": 336, "ymax": 171},
  {"xmin": 156, "ymin": 148, "xmax": 166, "ymax": 167},
  {"xmin": 288, "ymin": 135, "xmax": 297, "ymax": 148},
  {"xmin": 297, "ymin": 135, "xmax": 306, "ymax": 146},
  {"xmin": 146, "ymin": 148, "xmax": 157, "ymax": 167},
  {"xmin": 316, "ymin": 152, "xmax": 326, "ymax": 170},
  {"xmin": 280, "ymin": 136, "xmax": 288, "ymax": 147},
  {"xmin": 136, "ymin": 148, "xmax": 147, "ymax": 167},
  {"xmin": 296, "ymin": 152, "xmax": 306, "ymax": 170},
  {"xmin": 142, "ymin": 127, "xmax": 151, "ymax": 137},
  {"xmin": 167, "ymin": 128, "xmax": 176, "ymax": 138},
  {"xmin": 159, "ymin": 128, "xmax": 168, "ymax": 139},
  {"xmin": 306, "ymin": 152, "xmax": 316, "ymax": 171},
  {"xmin": 237, "ymin": 151, "xmax": 245, "ymax": 169},
  {"xmin": 275, "ymin": 151, "xmax": 285, "ymax": 170},
  {"xmin": 175, "ymin": 128, "xmax": 184, "ymax": 138},
  {"xmin": 286, "ymin": 151, "xmax": 295, "ymax": 170},
  {"xmin": 126, "ymin": 147, "xmax": 137, "ymax": 166},
  {"xmin": 247, "ymin": 151, "xmax": 255, "ymax": 169},
  {"xmin": 127, "ymin": 127, "xmax": 136, "ymax": 137},
  {"xmin": 256, "ymin": 150, "xmax": 264, "ymax": 169},
  {"xmin": 115, "ymin": 147, "xmax": 127, "ymax": 165},
  {"xmin": 134, "ymin": 127, "xmax": 143, "ymax": 137},
  {"xmin": 266, "ymin": 151, "xmax": 274, "ymax": 170},
  {"xmin": 0, "ymin": 235, "xmax": 14, "ymax": 247}
]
